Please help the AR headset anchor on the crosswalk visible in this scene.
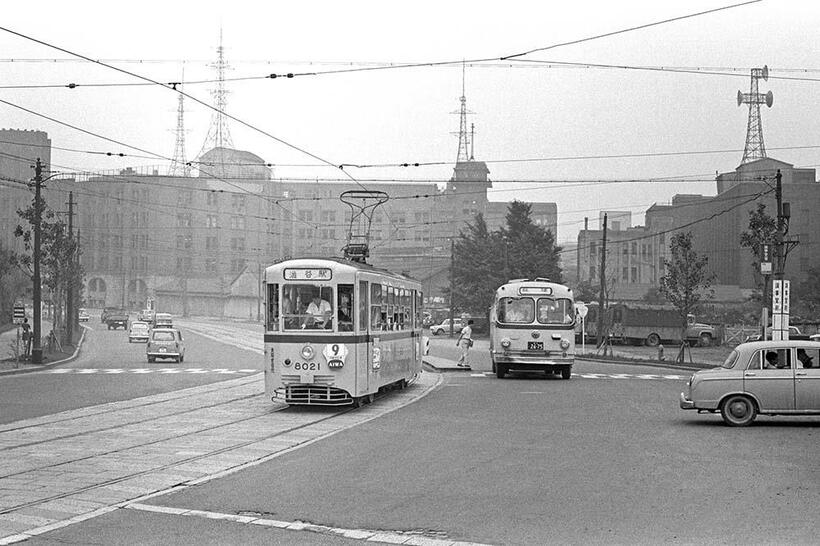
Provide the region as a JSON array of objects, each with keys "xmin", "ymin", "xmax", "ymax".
[
  {"xmin": 470, "ymin": 372, "xmax": 687, "ymax": 380},
  {"xmin": 42, "ymin": 368, "xmax": 260, "ymax": 375}
]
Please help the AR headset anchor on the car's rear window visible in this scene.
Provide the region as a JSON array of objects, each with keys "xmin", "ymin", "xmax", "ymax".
[{"xmin": 151, "ymin": 331, "xmax": 176, "ymax": 341}]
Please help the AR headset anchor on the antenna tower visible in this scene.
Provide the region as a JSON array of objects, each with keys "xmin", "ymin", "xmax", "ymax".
[
  {"xmin": 168, "ymin": 67, "xmax": 190, "ymax": 177},
  {"xmin": 197, "ymin": 29, "xmax": 234, "ymax": 158},
  {"xmin": 737, "ymin": 65, "xmax": 773, "ymax": 164},
  {"xmin": 451, "ymin": 62, "xmax": 473, "ymax": 163}
]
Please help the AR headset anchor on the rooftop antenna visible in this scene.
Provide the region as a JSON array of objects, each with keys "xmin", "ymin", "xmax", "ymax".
[
  {"xmin": 168, "ymin": 66, "xmax": 190, "ymax": 176},
  {"xmin": 451, "ymin": 60, "xmax": 473, "ymax": 163},
  {"xmin": 340, "ymin": 190, "xmax": 389, "ymax": 263},
  {"xmin": 198, "ymin": 28, "xmax": 234, "ymax": 157},
  {"xmin": 737, "ymin": 65, "xmax": 773, "ymax": 164}
]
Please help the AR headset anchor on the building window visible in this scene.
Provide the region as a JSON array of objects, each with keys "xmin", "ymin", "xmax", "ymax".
[
  {"xmin": 231, "ymin": 258, "xmax": 246, "ymax": 272},
  {"xmin": 205, "ymin": 258, "xmax": 217, "ymax": 272},
  {"xmin": 176, "ymin": 213, "xmax": 192, "ymax": 227},
  {"xmin": 230, "ymin": 237, "xmax": 245, "ymax": 251},
  {"xmin": 206, "ymin": 214, "xmax": 218, "ymax": 228},
  {"xmin": 231, "ymin": 194, "xmax": 246, "ymax": 211},
  {"xmin": 206, "ymin": 192, "xmax": 218, "ymax": 206},
  {"xmin": 230, "ymin": 216, "xmax": 246, "ymax": 230},
  {"xmin": 631, "ymin": 267, "xmax": 638, "ymax": 283},
  {"xmin": 622, "ymin": 267, "xmax": 629, "ymax": 282}
]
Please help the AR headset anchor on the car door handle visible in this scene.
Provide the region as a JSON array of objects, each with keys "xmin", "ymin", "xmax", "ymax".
[
  {"xmin": 796, "ymin": 372, "xmax": 807, "ymax": 376},
  {"xmin": 745, "ymin": 372, "xmax": 756, "ymax": 376}
]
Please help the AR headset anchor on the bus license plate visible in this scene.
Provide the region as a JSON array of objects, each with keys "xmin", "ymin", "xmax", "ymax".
[{"xmin": 528, "ymin": 341, "xmax": 544, "ymax": 350}]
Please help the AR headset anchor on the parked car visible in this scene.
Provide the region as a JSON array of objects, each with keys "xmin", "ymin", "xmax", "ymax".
[
  {"xmin": 78, "ymin": 308, "xmax": 90, "ymax": 322},
  {"xmin": 146, "ymin": 328, "xmax": 185, "ymax": 363},
  {"xmin": 128, "ymin": 321, "xmax": 150, "ymax": 343},
  {"xmin": 105, "ymin": 311, "xmax": 129, "ymax": 330},
  {"xmin": 680, "ymin": 339, "xmax": 820, "ymax": 426},
  {"xmin": 430, "ymin": 318, "xmax": 463, "ymax": 336},
  {"xmin": 744, "ymin": 325, "xmax": 809, "ymax": 342}
]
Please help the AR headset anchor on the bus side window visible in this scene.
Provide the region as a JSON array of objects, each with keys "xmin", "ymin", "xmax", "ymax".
[
  {"xmin": 359, "ymin": 280, "xmax": 368, "ymax": 332},
  {"xmin": 267, "ymin": 284, "xmax": 279, "ymax": 331}
]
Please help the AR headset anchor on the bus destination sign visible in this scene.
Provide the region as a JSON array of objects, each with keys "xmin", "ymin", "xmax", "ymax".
[{"xmin": 283, "ymin": 268, "xmax": 332, "ymax": 281}]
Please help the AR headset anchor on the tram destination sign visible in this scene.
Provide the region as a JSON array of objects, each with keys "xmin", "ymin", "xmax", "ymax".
[{"xmin": 283, "ymin": 268, "xmax": 332, "ymax": 281}]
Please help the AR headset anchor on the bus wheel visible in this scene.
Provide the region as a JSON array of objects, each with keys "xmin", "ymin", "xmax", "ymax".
[
  {"xmin": 561, "ymin": 367, "xmax": 572, "ymax": 380},
  {"xmin": 496, "ymin": 364, "xmax": 506, "ymax": 379},
  {"xmin": 645, "ymin": 333, "xmax": 661, "ymax": 347}
]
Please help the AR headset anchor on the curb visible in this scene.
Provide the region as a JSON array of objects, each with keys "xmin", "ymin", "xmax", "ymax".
[{"xmin": 0, "ymin": 325, "xmax": 89, "ymax": 376}]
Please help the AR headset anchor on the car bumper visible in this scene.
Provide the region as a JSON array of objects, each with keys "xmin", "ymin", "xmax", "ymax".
[
  {"xmin": 130, "ymin": 336, "xmax": 149, "ymax": 342},
  {"xmin": 679, "ymin": 392, "xmax": 695, "ymax": 410},
  {"xmin": 147, "ymin": 352, "xmax": 181, "ymax": 358}
]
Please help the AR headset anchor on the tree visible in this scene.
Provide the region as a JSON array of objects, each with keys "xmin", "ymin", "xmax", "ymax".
[
  {"xmin": 499, "ymin": 201, "xmax": 562, "ymax": 283},
  {"xmin": 15, "ymin": 199, "xmax": 83, "ymax": 335},
  {"xmin": 793, "ymin": 267, "xmax": 820, "ymax": 320},
  {"xmin": 658, "ymin": 231, "xmax": 715, "ymax": 358},
  {"xmin": 739, "ymin": 203, "xmax": 776, "ymax": 294},
  {"xmin": 451, "ymin": 213, "xmax": 504, "ymax": 314},
  {"xmin": 642, "ymin": 286, "xmax": 666, "ymax": 304},
  {"xmin": 0, "ymin": 242, "xmax": 29, "ymax": 323}
]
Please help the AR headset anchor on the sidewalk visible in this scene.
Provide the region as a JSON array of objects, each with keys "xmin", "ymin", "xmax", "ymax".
[
  {"xmin": 0, "ymin": 322, "xmax": 87, "ymax": 375},
  {"xmin": 422, "ymin": 355, "xmax": 473, "ymax": 371}
]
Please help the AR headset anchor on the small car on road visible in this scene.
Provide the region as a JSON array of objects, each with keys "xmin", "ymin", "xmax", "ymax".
[
  {"xmin": 128, "ymin": 321, "xmax": 150, "ymax": 343},
  {"xmin": 430, "ymin": 318, "xmax": 463, "ymax": 336},
  {"xmin": 680, "ymin": 340, "xmax": 820, "ymax": 426},
  {"xmin": 146, "ymin": 327, "xmax": 185, "ymax": 363},
  {"xmin": 78, "ymin": 308, "xmax": 90, "ymax": 322}
]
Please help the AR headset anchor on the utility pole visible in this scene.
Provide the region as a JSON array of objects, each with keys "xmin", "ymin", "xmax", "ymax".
[
  {"xmin": 31, "ymin": 159, "xmax": 44, "ymax": 364},
  {"xmin": 772, "ymin": 169, "xmax": 792, "ymax": 341},
  {"xmin": 65, "ymin": 192, "xmax": 75, "ymax": 346},
  {"xmin": 449, "ymin": 238, "xmax": 455, "ymax": 337},
  {"xmin": 596, "ymin": 213, "xmax": 608, "ymax": 348}
]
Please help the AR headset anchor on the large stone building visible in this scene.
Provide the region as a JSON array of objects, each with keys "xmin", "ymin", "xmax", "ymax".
[
  {"xmin": 576, "ymin": 157, "xmax": 819, "ymax": 302},
  {"xmin": 1, "ymin": 133, "xmax": 559, "ymax": 316}
]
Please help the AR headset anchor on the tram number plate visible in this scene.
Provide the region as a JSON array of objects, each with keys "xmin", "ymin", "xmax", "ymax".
[{"xmin": 528, "ymin": 341, "xmax": 544, "ymax": 350}]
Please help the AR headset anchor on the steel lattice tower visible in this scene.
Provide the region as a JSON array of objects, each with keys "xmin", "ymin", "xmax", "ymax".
[
  {"xmin": 168, "ymin": 68, "xmax": 190, "ymax": 177},
  {"xmin": 197, "ymin": 29, "xmax": 234, "ymax": 158},
  {"xmin": 452, "ymin": 62, "xmax": 473, "ymax": 162},
  {"xmin": 737, "ymin": 65, "xmax": 773, "ymax": 164}
]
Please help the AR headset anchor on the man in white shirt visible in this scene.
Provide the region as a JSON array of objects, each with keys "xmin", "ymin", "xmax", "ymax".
[{"xmin": 303, "ymin": 293, "xmax": 332, "ymax": 328}]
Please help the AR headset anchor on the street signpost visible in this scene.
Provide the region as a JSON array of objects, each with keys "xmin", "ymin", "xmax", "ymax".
[
  {"xmin": 13, "ymin": 305, "xmax": 25, "ymax": 367},
  {"xmin": 772, "ymin": 279, "xmax": 790, "ymax": 341},
  {"xmin": 576, "ymin": 302, "xmax": 589, "ymax": 354}
]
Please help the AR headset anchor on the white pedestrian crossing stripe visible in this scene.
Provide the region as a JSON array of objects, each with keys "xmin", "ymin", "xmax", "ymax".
[
  {"xmin": 41, "ymin": 368, "xmax": 259, "ymax": 375},
  {"xmin": 474, "ymin": 372, "xmax": 686, "ymax": 380}
]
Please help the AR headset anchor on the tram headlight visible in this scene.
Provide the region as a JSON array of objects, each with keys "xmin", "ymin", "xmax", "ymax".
[
  {"xmin": 301, "ymin": 345, "xmax": 315, "ymax": 359},
  {"xmin": 500, "ymin": 338, "xmax": 511, "ymax": 348},
  {"xmin": 560, "ymin": 339, "xmax": 570, "ymax": 350}
]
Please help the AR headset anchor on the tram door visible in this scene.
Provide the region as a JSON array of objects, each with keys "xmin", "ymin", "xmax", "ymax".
[{"xmin": 358, "ymin": 280, "xmax": 371, "ymax": 396}]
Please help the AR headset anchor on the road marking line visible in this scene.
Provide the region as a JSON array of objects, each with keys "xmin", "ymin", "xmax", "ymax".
[{"xmin": 125, "ymin": 503, "xmax": 491, "ymax": 546}]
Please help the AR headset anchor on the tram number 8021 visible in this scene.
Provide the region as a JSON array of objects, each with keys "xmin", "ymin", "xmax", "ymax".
[{"xmin": 293, "ymin": 362, "xmax": 320, "ymax": 371}]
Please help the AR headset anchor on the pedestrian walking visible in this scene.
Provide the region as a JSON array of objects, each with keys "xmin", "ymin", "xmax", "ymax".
[
  {"xmin": 21, "ymin": 318, "xmax": 32, "ymax": 359},
  {"xmin": 455, "ymin": 319, "xmax": 474, "ymax": 367}
]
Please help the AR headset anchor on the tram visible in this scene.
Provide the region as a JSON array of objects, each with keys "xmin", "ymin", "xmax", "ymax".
[
  {"xmin": 489, "ymin": 278, "xmax": 576, "ymax": 379},
  {"xmin": 263, "ymin": 190, "xmax": 424, "ymax": 406}
]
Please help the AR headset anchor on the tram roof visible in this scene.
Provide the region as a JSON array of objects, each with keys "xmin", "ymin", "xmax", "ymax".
[{"xmin": 265, "ymin": 256, "xmax": 418, "ymax": 283}]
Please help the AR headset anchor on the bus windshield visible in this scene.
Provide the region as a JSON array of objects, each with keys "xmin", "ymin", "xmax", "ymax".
[
  {"xmin": 497, "ymin": 297, "xmax": 534, "ymax": 323},
  {"xmin": 282, "ymin": 284, "xmax": 334, "ymax": 330},
  {"xmin": 536, "ymin": 298, "xmax": 574, "ymax": 325}
]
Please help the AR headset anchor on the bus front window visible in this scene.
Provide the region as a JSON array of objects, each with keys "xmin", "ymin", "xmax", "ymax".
[
  {"xmin": 537, "ymin": 298, "xmax": 574, "ymax": 325},
  {"xmin": 498, "ymin": 297, "xmax": 534, "ymax": 323}
]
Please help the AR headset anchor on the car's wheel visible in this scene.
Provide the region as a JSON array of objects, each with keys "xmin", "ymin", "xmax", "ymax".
[
  {"xmin": 561, "ymin": 367, "xmax": 572, "ymax": 380},
  {"xmin": 699, "ymin": 333, "xmax": 713, "ymax": 347},
  {"xmin": 645, "ymin": 333, "xmax": 661, "ymax": 347},
  {"xmin": 496, "ymin": 363, "xmax": 506, "ymax": 379},
  {"xmin": 147, "ymin": 356, "xmax": 155, "ymax": 363},
  {"xmin": 432, "ymin": 329, "xmax": 440, "ymax": 336},
  {"xmin": 179, "ymin": 355, "xmax": 184, "ymax": 363},
  {"xmin": 720, "ymin": 395, "xmax": 757, "ymax": 427}
]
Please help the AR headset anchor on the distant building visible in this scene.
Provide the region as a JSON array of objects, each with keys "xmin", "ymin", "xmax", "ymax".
[{"xmin": 576, "ymin": 157, "xmax": 819, "ymax": 302}]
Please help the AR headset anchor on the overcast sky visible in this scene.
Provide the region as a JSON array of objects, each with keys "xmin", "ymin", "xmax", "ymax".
[{"xmin": 1, "ymin": 0, "xmax": 818, "ymax": 243}]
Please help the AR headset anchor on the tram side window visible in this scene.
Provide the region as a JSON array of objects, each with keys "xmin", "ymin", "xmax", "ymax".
[
  {"xmin": 337, "ymin": 284, "xmax": 354, "ymax": 332},
  {"xmin": 359, "ymin": 281, "xmax": 368, "ymax": 332},
  {"xmin": 266, "ymin": 284, "xmax": 279, "ymax": 331},
  {"xmin": 370, "ymin": 283, "xmax": 383, "ymax": 330},
  {"xmin": 415, "ymin": 291, "xmax": 423, "ymax": 329}
]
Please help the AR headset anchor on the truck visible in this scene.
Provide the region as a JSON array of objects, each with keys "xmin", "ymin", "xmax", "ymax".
[
  {"xmin": 575, "ymin": 302, "xmax": 716, "ymax": 347},
  {"xmin": 105, "ymin": 310, "xmax": 129, "ymax": 330}
]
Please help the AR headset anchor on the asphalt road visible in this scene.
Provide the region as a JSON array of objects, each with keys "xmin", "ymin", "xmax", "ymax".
[
  {"xmin": 0, "ymin": 320, "xmax": 260, "ymax": 424},
  {"xmin": 8, "ymin": 324, "xmax": 820, "ymax": 545}
]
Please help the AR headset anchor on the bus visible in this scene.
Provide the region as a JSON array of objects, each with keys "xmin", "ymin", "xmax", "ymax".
[
  {"xmin": 489, "ymin": 278, "xmax": 576, "ymax": 379},
  {"xmin": 263, "ymin": 257, "xmax": 424, "ymax": 406}
]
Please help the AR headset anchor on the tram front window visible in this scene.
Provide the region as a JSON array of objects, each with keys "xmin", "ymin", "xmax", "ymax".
[{"xmin": 282, "ymin": 284, "xmax": 334, "ymax": 330}]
